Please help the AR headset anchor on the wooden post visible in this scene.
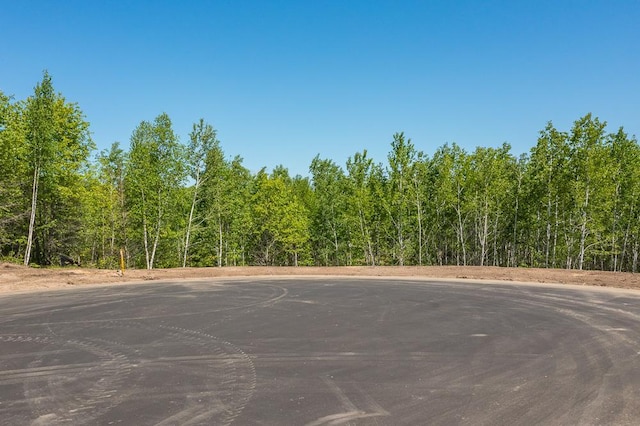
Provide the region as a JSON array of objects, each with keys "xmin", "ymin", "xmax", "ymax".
[{"xmin": 120, "ymin": 248, "xmax": 125, "ymax": 275}]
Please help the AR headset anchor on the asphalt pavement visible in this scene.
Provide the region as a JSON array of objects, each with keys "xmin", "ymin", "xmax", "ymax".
[{"xmin": 1, "ymin": 277, "xmax": 640, "ymax": 425}]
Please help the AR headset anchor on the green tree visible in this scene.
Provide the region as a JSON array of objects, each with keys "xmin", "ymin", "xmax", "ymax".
[
  {"xmin": 567, "ymin": 114, "xmax": 611, "ymax": 270},
  {"xmin": 608, "ymin": 129, "xmax": 640, "ymax": 271},
  {"xmin": 22, "ymin": 72, "xmax": 93, "ymax": 265},
  {"xmin": 466, "ymin": 143, "xmax": 516, "ymax": 266},
  {"xmin": 410, "ymin": 153, "xmax": 429, "ymax": 265},
  {"xmin": 524, "ymin": 123, "xmax": 571, "ymax": 268},
  {"xmin": 508, "ymin": 154, "xmax": 528, "ymax": 267},
  {"xmin": 183, "ymin": 119, "xmax": 219, "ymax": 267},
  {"xmin": 429, "ymin": 143, "xmax": 471, "ymax": 265},
  {"xmin": 0, "ymin": 92, "xmax": 26, "ymax": 257},
  {"xmin": 85, "ymin": 142, "xmax": 128, "ymax": 267},
  {"xmin": 424, "ymin": 147, "xmax": 454, "ymax": 265},
  {"xmin": 221, "ymin": 156, "xmax": 254, "ymax": 266},
  {"xmin": 199, "ymin": 134, "xmax": 229, "ymax": 267},
  {"xmin": 22, "ymin": 73, "xmax": 55, "ymax": 265},
  {"xmin": 250, "ymin": 170, "xmax": 310, "ymax": 265},
  {"xmin": 386, "ymin": 132, "xmax": 419, "ymax": 265},
  {"xmin": 309, "ymin": 156, "xmax": 348, "ymax": 265},
  {"xmin": 126, "ymin": 113, "xmax": 185, "ymax": 269},
  {"xmin": 345, "ymin": 150, "xmax": 378, "ymax": 265}
]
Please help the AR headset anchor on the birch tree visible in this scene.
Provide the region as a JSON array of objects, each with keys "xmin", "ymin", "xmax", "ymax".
[
  {"xmin": 608, "ymin": 129, "xmax": 640, "ymax": 271},
  {"xmin": 345, "ymin": 151, "xmax": 377, "ymax": 265},
  {"xmin": 91, "ymin": 142, "xmax": 127, "ymax": 267},
  {"xmin": 183, "ymin": 119, "xmax": 218, "ymax": 267},
  {"xmin": 250, "ymin": 170, "xmax": 309, "ymax": 265},
  {"xmin": 386, "ymin": 132, "xmax": 418, "ymax": 265},
  {"xmin": 309, "ymin": 156, "xmax": 347, "ymax": 265},
  {"xmin": 22, "ymin": 72, "xmax": 92, "ymax": 265},
  {"xmin": 22, "ymin": 73, "xmax": 55, "ymax": 265},
  {"xmin": 568, "ymin": 114, "xmax": 610, "ymax": 270},
  {"xmin": 467, "ymin": 143, "xmax": 515, "ymax": 266},
  {"xmin": 0, "ymin": 92, "xmax": 26, "ymax": 254},
  {"xmin": 525, "ymin": 123, "xmax": 571, "ymax": 267},
  {"xmin": 127, "ymin": 113, "xmax": 184, "ymax": 269}
]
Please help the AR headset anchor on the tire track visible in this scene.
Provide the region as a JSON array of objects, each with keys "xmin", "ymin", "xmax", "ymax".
[
  {"xmin": 1, "ymin": 317, "xmax": 257, "ymax": 425},
  {"xmin": 6, "ymin": 335, "xmax": 134, "ymax": 425}
]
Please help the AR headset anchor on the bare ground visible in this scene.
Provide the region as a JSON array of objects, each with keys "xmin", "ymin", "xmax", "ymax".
[{"xmin": 1, "ymin": 263, "xmax": 640, "ymax": 294}]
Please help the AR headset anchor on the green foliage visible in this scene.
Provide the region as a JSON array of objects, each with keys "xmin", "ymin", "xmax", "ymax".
[
  {"xmin": 309, "ymin": 156, "xmax": 348, "ymax": 265},
  {"xmin": 14, "ymin": 72, "xmax": 94, "ymax": 265},
  {"xmin": 126, "ymin": 113, "xmax": 185, "ymax": 269},
  {"xmin": 3, "ymin": 74, "xmax": 640, "ymax": 271},
  {"xmin": 344, "ymin": 150, "xmax": 380, "ymax": 265},
  {"xmin": 183, "ymin": 119, "xmax": 220, "ymax": 267},
  {"xmin": 80, "ymin": 142, "xmax": 129, "ymax": 268},
  {"xmin": 0, "ymin": 91, "xmax": 26, "ymax": 253},
  {"xmin": 249, "ymin": 170, "xmax": 310, "ymax": 265},
  {"xmin": 386, "ymin": 132, "xmax": 419, "ymax": 265}
]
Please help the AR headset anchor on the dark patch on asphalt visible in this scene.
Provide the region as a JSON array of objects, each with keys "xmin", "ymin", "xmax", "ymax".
[{"xmin": 1, "ymin": 278, "xmax": 640, "ymax": 425}]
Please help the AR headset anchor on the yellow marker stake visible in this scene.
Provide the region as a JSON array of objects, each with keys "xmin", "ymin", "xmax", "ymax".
[{"xmin": 120, "ymin": 248, "xmax": 125, "ymax": 275}]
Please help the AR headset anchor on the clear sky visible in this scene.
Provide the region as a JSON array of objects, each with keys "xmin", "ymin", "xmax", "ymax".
[{"xmin": 2, "ymin": 0, "xmax": 638, "ymax": 176}]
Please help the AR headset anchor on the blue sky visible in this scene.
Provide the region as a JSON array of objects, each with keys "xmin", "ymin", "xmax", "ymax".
[{"xmin": 2, "ymin": 1, "xmax": 639, "ymax": 176}]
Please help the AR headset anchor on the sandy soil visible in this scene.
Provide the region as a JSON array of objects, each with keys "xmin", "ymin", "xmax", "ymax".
[{"xmin": 1, "ymin": 263, "xmax": 640, "ymax": 294}]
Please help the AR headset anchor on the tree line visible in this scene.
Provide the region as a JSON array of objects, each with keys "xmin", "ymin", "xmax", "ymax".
[{"xmin": 2, "ymin": 73, "xmax": 639, "ymax": 271}]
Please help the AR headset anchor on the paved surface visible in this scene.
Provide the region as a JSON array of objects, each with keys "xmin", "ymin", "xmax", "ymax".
[{"xmin": 1, "ymin": 277, "xmax": 640, "ymax": 425}]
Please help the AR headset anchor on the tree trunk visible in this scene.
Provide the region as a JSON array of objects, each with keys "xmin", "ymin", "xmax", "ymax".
[
  {"xmin": 150, "ymin": 221, "xmax": 160, "ymax": 270},
  {"xmin": 611, "ymin": 183, "xmax": 621, "ymax": 271},
  {"xmin": 415, "ymin": 187, "xmax": 423, "ymax": 265},
  {"xmin": 479, "ymin": 201, "xmax": 489, "ymax": 267},
  {"xmin": 24, "ymin": 165, "xmax": 40, "ymax": 266},
  {"xmin": 218, "ymin": 214, "xmax": 223, "ymax": 267},
  {"xmin": 332, "ymin": 223, "xmax": 339, "ymax": 266},
  {"xmin": 110, "ymin": 192, "xmax": 116, "ymax": 266},
  {"xmin": 149, "ymin": 202, "xmax": 162, "ymax": 270},
  {"xmin": 492, "ymin": 209, "xmax": 499, "ymax": 266},
  {"xmin": 397, "ymin": 217, "xmax": 405, "ymax": 266},
  {"xmin": 120, "ymin": 181, "xmax": 128, "ymax": 268},
  {"xmin": 552, "ymin": 198, "xmax": 559, "ymax": 268},
  {"xmin": 183, "ymin": 183, "xmax": 199, "ymax": 267},
  {"xmin": 455, "ymin": 183, "xmax": 467, "ymax": 266},
  {"xmin": 511, "ymin": 175, "xmax": 521, "ymax": 267},
  {"xmin": 545, "ymin": 196, "xmax": 552, "ymax": 267},
  {"xmin": 620, "ymin": 202, "xmax": 634, "ymax": 272},
  {"xmin": 358, "ymin": 208, "xmax": 374, "ymax": 266},
  {"xmin": 141, "ymin": 191, "xmax": 151, "ymax": 269},
  {"xmin": 578, "ymin": 187, "xmax": 590, "ymax": 270},
  {"xmin": 143, "ymin": 218, "xmax": 150, "ymax": 269}
]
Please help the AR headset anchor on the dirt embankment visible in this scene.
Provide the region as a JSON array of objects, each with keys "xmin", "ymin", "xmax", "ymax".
[{"xmin": 1, "ymin": 263, "xmax": 639, "ymax": 294}]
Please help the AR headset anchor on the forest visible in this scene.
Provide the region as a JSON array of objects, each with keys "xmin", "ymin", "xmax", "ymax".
[{"xmin": 1, "ymin": 73, "xmax": 639, "ymax": 272}]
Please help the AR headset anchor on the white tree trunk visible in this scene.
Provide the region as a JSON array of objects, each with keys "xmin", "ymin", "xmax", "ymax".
[
  {"xmin": 358, "ymin": 208, "xmax": 374, "ymax": 266},
  {"xmin": 149, "ymin": 201, "xmax": 162, "ymax": 270},
  {"xmin": 479, "ymin": 200, "xmax": 489, "ymax": 266},
  {"xmin": 415, "ymin": 188, "xmax": 423, "ymax": 266},
  {"xmin": 141, "ymin": 190, "xmax": 151, "ymax": 269},
  {"xmin": 24, "ymin": 166, "xmax": 39, "ymax": 266},
  {"xmin": 578, "ymin": 187, "xmax": 590, "ymax": 270},
  {"xmin": 217, "ymin": 214, "xmax": 223, "ymax": 267},
  {"xmin": 183, "ymin": 182, "xmax": 199, "ymax": 267}
]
